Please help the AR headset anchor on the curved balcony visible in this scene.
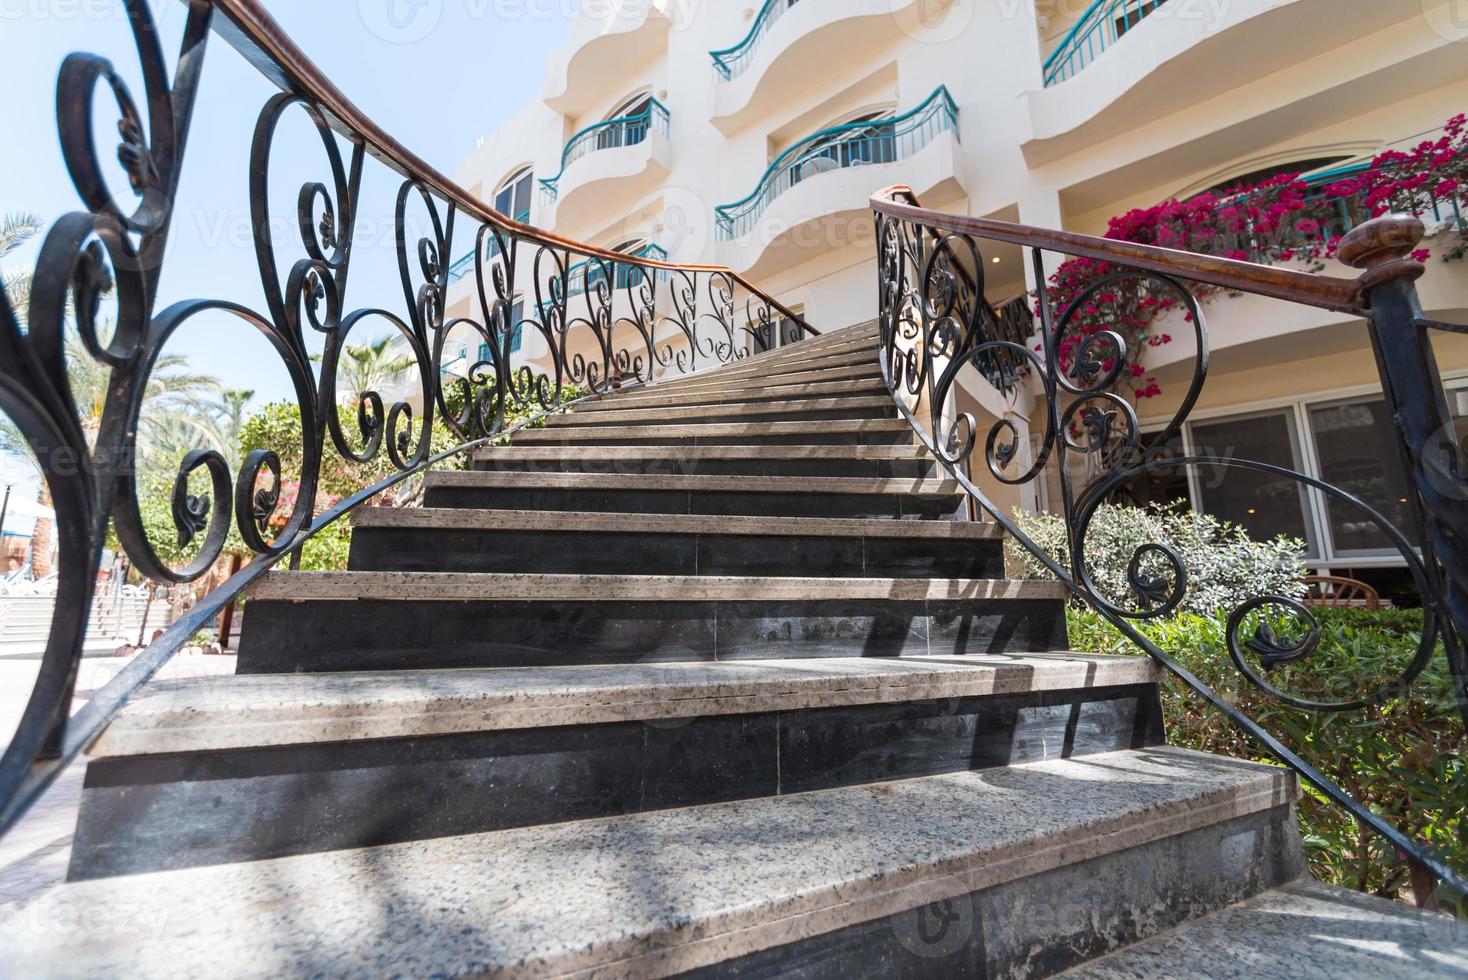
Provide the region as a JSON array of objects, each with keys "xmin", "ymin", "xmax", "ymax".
[
  {"xmin": 710, "ymin": 0, "xmax": 799, "ymax": 82},
  {"xmin": 716, "ymin": 88, "xmax": 964, "ymax": 277},
  {"xmin": 709, "ymin": 0, "xmax": 952, "ymax": 136},
  {"xmin": 543, "ymin": 2, "xmax": 673, "ymax": 118},
  {"xmin": 1042, "ymin": 0, "xmax": 1168, "ymax": 87},
  {"xmin": 717, "ymin": 87, "xmax": 957, "ymax": 242},
  {"xmin": 540, "ymin": 100, "xmax": 671, "ymax": 204},
  {"xmin": 1022, "ymin": 0, "xmax": 1435, "ymax": 163}
]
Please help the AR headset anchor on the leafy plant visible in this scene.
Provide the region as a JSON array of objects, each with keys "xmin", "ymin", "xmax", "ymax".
[
  {"xmin": 1010, "ymin": 503, "xmax": 1307, "ymax": 618},
  {"xmin": 1067, "ymin": 606, "xmax": 1465, "ymax": 909}
]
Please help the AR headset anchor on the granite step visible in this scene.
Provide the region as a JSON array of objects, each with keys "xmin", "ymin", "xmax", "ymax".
[
  {"xmin": 420, "ymin": 471, "xmax": 966, "ymax": 519},
  {"xmin": 643, "ymin": 360, "xmax": 883, "ymax": 394},
  {"xmin": 659, "ymin": 348, "xmax": 878, "ymax": 388},
  {"xmin": 510, "ymin": 418, "xmax": 914, "ymax": 446},
  {"xmin": 579, "ymin": 378, "xmax": 891, "ymax": 411},
  {"xmin": 347, "ymin": 508, "xmax": 1003, "ymax": 577},
  {"xmin": 546, "ymin": 396, "xmax": 897, "ymax": 427},
  {"xmin": 8, "ymin": 749, "xmax": 1305, "ymax": 979},
  {"xmin": 470, "ymin": 444, "xmax": 938, "ymax": 478},
  {"xmin": 235, "ymin": 574, "xmax": 1071, "ymax": 672},
  {"xmin": 67, "ymin": 654, "xmax": 1163, "ymax": 878},
  {"xmin": 1063, "ymin": 878, "xmax": 1468, "ymax": 979}
]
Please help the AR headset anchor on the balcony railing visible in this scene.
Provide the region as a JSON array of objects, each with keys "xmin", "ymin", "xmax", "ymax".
[
  {"xmin": 1042, "ymin": 0, "xmax": 1170, "ymax": 87},
  {"xmin": 448, "ymin": 209, "xmax": 530, "ymax": 284},
  {"xmin": 715, "ymin": 86, "xmax": 958, "ymax": 241},
  {"xmin": 539, "ymin": 99, "xmax": 671, "ymax": 203},
  {"xmin": 565, "ymin": 243, "xmax": 670, "ymax": 297},
  {"xmin": 710, "ymin": 0, "xmax": 800, "ymax": 82}
]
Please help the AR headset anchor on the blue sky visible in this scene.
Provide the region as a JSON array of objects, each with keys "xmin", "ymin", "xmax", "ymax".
[
  {"xmin": 3, "ymin": 0, "xmax": 573, "ymax": 403},
  {"xmin": 0, "ymin": 0, "xmax": 574, "ymax": 522}
]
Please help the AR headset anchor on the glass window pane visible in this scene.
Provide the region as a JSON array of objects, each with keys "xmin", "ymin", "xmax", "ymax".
[
  {"xmin": 1189, "ymin": 411, "xmax": 1316, "ymax": 554},
  {"xmin": 1308, "ymin": 399, "xmax": 1418, "ymax": 554},
  {"xmin": 1109, "ymin": 432, "xmax": 1189, "ymax": 509}
]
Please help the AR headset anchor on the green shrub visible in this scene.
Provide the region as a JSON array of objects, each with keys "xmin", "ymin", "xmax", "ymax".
[
  {"xmin": 1011, "ymin": 503, "xmax": 1306, "ymax": 617},
  {"xmin": 1068, "ymin": 606, "xmax": 1466, "ymax": 906}
]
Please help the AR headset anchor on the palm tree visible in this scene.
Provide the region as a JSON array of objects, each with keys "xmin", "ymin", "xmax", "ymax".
[
  {"xmin": 332, "ymin": 336, "xmax": 417, "ymax": 405},
  {"xmin": 3, "ymin": 212, "xmax": 226, "ymax": 576},
  {"xmin": 215, "ymin": 389, "xmax": 255, "ymax": 471},
  {"xmin": 1, "ymin": 212, "xmax": 43, "ymax": 325}
]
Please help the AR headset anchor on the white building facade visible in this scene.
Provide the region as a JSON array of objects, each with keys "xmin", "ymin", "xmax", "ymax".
[{"xmin": 444, "ymin": 0, "xmax": 1468, "ymax": 597}]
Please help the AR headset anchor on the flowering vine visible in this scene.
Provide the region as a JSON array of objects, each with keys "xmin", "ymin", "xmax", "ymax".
[{"xmin": 1040, "ymin": 113, "xmax": 1468, "ymax": 402}]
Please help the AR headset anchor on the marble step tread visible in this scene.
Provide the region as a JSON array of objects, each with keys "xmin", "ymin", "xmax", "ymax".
[
  {"xmin": 510, "ymin": 418, "xmax": 910, "ymax": 442},
  {"xmin": 89, "ymin": 653, "xmax": 1161, "ymax": 757},
  {"xmin": 0, "ymin": 748, "xmax": 1295, "ymax": 979},
  {"xmin": 423, "ymin": 471, "xmax": 959, "ymax": 495},
  {"xmin": 682, "ymin": 348, "xmax": 878, "ymax": 381},
  {"xmin": 246, "ymin": 572, "xmax": 1068, "ymax": 603},
  {"xmin": 545, "ymin": 396, "xmax": 895, "ymax": 425},
  {"xmin": 350, "ymin": 508, "xmax": 1000, "ymax": 539},
  {"xmin": 1061, "ymin": 878, "xmax": 1468, "ymax": 979},
  {"xmin": 472, "ymin": 444, "xmax": 933, "ymax": 464},
  {"xmin": 581, "ymin": 379, "xmax": 890, "ymax": 410},
  {"xmin": 641, "ymin": 361, "xmax": 883, "ymax": 394}
]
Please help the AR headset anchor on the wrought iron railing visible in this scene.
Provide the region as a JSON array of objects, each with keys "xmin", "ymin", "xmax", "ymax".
[
  {"xmin": 710, "ymin": 0, "xmax": 800, "ymax": 81},
  {"xmin": 715, "ymin": 86, "xmax": 958, "ymax": 241},
  {"xmin": 448, "ymin": 209, "xmax": 530, "ymax": 284},
  {"xmin": 0, "ymin": 0, "xmax": 817, "ymax": 838},
  {"xmin": 1043, "ymin": 0, "xmax": 1171, "ymax": 87},
  {"xmin": 539, "ymin": 99, "xmax": 671, "ymax": 203},
  {"xmin": 566, "ymin": 244, "xmax": 670, "ymax": 297},
  {"xmin": 873, "ymin": 184, "xmax": 1468, "ymax": 907}
]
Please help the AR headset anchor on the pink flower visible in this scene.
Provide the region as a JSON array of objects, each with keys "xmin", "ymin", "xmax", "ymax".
[{"xmin": 1412, "ymin": 249, "xmax": 1433, "ymax": 263}]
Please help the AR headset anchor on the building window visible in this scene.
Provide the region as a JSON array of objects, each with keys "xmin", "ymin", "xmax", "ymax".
[
  {"xmin": 1049, "ymin": 382, "xmax": 1468, "ymax": 569},
  {"xmin": 1187, "ymin": 411, "xmax": 1318, "ymax": 557},
  {"xmin": 599, "ymin": 93, "xmax": 655, "ymax": 151},
  {"xmin": 494, "ymin": 167, "xmax": 533, "ymax": 223},
  {"xmin": 1307, "ymin": 398, "xmax": 1419, "ymax": 557},
  {"xmin": 1113, "ymin": 0, "xmax": 1169, "ymax": 40}
]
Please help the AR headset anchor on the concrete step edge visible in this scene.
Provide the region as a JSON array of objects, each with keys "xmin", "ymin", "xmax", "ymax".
[
  {"xmin": 246, "ymin": 573, "xmax": 1067, "ymax": 603},
  {"xmin": 2, "ymin": 749, "xmax": 1297, "ymax": 979},
  {"xmin": 91, "ymin": 653, "xmax": 1161, "ymax": 757}
]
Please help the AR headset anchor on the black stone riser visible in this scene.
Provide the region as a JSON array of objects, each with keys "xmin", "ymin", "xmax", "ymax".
[
  {"xmin": 511, "ymin": 431, "xmax": 915, "ymax": 447},
  {"xmin": 686, "ymin": 807, "xmax": 1305, "ymax": 980},
  {"xmin": 236, "ymin": 598, "xmax": 1070, "ymax": 673},
  {"xmin": 471, "ymin": 458, "xmax": 938, "ymax": 479},
  {"xmin": 347, "ymin": 527, "xmax": 1005, "ymax": 579},
  {"xmin": 67, "ymin": 684, "xmax": 1162, "ymax": 880},
  {"xmin": 420, "ymin": 487, "xmax": 967, "ymax": 520},
  {"xmin": 546, "ymin": 406, "xmax": 897, "ymax": 427}
]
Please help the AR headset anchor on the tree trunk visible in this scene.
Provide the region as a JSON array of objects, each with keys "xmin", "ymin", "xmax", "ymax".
[{"xmin": 29, "ymin": 481, "xmax": 54, "ymax": 579}]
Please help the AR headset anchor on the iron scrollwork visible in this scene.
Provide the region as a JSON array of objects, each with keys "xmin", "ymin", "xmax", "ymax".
[
  {"xmin": 0, "ymin": 0, "xmax": 817, "ymax": 836},
  {"xmin": 872, "ymin": 187, "xmax": 1466, "ymax": 901}
]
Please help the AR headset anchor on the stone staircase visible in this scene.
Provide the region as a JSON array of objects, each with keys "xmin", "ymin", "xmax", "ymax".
[{"xmin": 4, "ymin": 323, "xmax": 1464, "ymax": 977}]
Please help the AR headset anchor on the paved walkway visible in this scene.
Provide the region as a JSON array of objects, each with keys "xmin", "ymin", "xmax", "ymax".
[{"xmin": 0, "ymin": 652, "xmax": 238, "ymax": 905}]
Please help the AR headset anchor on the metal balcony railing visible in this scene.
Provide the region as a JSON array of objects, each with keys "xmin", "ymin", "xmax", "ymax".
[
  {"xmin": 715, "ymin": 86, "xmax": 958, "ymax": 241},
  {"xmin": 710, "ymin": 0, "xmax": 801, "ymax": 82},
  {"xmin": 539, "ymin": 99, "xmax": 671, "ymax": 203},
  {"xmin": 448, "ymin": 209, "xmax": 530, "ymax": 284},
  {"xmin": 1042, "ymin": 0, "xmax": 1170, "ymax": 87},
  {"xmin": 565, "ymin": 244, "xmax": 670, "ymax": 297}
]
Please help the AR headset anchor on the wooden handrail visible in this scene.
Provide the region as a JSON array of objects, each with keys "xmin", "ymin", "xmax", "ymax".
[
  {"xmin": 205, "ymin": 0, "xmax": 817, "ymax": 335},
  {"xmin": 871, "ymin": 186, "xmax": 1371, "ymax": 314}
]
